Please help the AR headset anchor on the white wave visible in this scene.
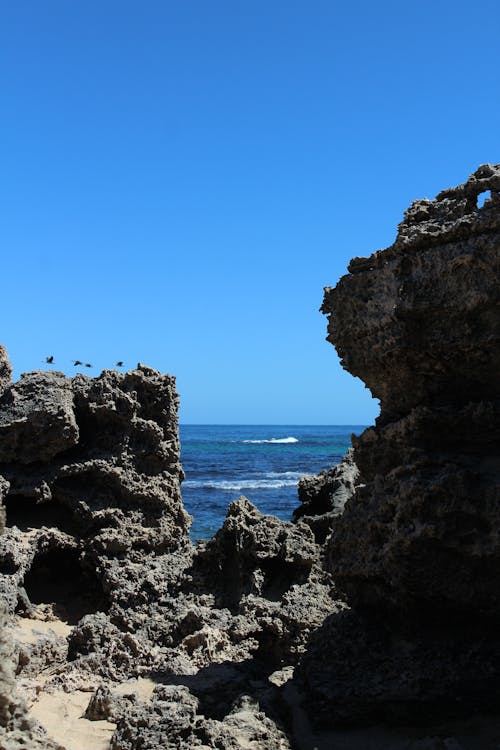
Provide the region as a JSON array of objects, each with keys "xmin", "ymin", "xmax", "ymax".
[
  {"xmin": 241, "ymin": 437, "xmax": 299, "ymax": 444},
  {"xmin": 263, "ymin": 471, "xmax": 304, "ymax": 480},
  {"xmin": 183, "ymin": 479, "xmax": 299, "ymax": 491}
]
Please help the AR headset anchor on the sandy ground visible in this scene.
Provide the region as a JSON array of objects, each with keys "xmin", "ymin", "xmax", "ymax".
[
  {"xmin": 8, "ymin": 613, "xmax": 159, "ymax": 750},
  {"xmin": 9, "ymin": 614, "xmax": 500, "ymax": 750},
  {"xmin": 30, "ymin": 691, "xmax": 115, "ymax": 750},
  {"xmin": 11, "ymin": 614, "xmax": 72, "ymax": 644},
  {"xmin": 28, "ymin": 678, "xmax": 158, "ymax": 750}
]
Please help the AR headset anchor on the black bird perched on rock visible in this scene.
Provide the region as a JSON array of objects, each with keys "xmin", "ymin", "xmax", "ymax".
[
  {"xmin": 45, "ymin": 356, "xmax": 54, "ymax": 364},
  {"xmin": 72, "ymin": 360, "xmax": 83, "ymax": 366},
  {"xmin": 116, "ymin": 361, "xmax": 124, "ymax": 367},
  {"xmin": 85, "ymin": 363, "xmax": 92, "ymax": 368}
]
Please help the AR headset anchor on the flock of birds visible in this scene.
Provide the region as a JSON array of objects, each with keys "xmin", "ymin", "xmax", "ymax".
[{"xmin": 44, "ymin": 356, "xmax": 124, "ymax": 368}]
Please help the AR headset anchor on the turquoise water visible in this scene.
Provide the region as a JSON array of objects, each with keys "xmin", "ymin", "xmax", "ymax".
[{"xmin": 179, "ymin": 425, "xmax": 365, "ymax": 540}]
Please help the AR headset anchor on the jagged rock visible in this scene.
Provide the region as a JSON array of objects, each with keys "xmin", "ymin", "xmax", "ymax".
[
  {"xmin": 195, "ymin": 497, "xmax": 318, "ymax": 609},
  {"xmin": 191, "ymin": 497, "xmax": 338, "ymax": 667},
  {"xmin": 295, "ymin": 164, "xmax": 500, "ymax": 726},
  {"xmin": 0, "ymin": 354, "xmax": 334, "ymax": 748},
  {"xmin": 110, "ymin": 685, "xmax": 291, "ymax": 750},
  {"xmin": 293, "ymin": 448, "xmax": 359, "ymax": 542},
  {"xmin": 0, "ymin": 365, "xmax": 190, "ymax": 624},
  {"xmin": 325, "ymin": 163, "xmax": 500, "ymax": 422},
  {"xmin": 0, "ymin": 345, "xmax": 11, "ymax": 397},
  {"xmin": 0, "ymin": 371, "xmax": 78, "ymax": 464},
  {"xmin": 324, "ymin": 164, "xmax": 500, "ymax": 616},
  {"xmin": 0, "ymin": 486, "xmax": 60, "ymax": 749}
]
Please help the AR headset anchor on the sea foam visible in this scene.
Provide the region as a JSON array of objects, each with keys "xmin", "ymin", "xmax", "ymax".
[
  {"xmin": 183, "ymin": 478, "xmax": 299, "ymax": 491},
  {"xmin": 241, "ymin": 437, "xmax": 299, "ymax": 444}
]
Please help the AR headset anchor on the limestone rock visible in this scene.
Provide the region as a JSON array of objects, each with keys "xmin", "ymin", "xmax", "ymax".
[
  {"xmin": 324, "ymin": 164, "xmax": 500, "ymax": 616},
  {"xmin": 0, "ymin": 483, "xmax": 60, "ymax": 749},
  {"xmin": 0, "ymin": 345, "xmax": 11, "ymax": 397},
  {"xmin": 0, "ymin": 362, "xmax": 191, "ymax": 691},
  {"xmin": 191, "ymin": 497, "xmax": 338, "ymax": 667},
  {"xmin": 196, "ymin": 497, "xmax": 318, "ymax": 609},
  {"xmin": 0, "ymin": 371, "xmax": 78, "ymax": 464},
  {"xmin": 0, "ymin": 353, "xmax": 332, "ymax": 748},
  {"xmin": 295, "ymin": 164, "xmax": 500, "ymax": 726},
  {"xmin": 110, "ymin": 685, "xmax": 291, "ymax": 750},
  {"xmin": 324, "ymin": 163, "xmax": 500, "ymax": 422},
  {"xmin": 293, "ymin": 448, "xmax": 359, "ymax": 542}
]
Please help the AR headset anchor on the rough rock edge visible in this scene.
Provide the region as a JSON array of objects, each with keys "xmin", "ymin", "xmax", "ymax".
[
  {"xmin": 0, "ymin": 356, "xmax": 336, "ymax": 749},
  {"xmin": 295, "ymin": 164, "xmax": 500, "ymax": 729}
]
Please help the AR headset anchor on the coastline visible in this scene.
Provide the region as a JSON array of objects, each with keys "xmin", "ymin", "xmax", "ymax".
[{"xmin": 2, "ymin": 164, "xmax": 500, "ymax": 749}]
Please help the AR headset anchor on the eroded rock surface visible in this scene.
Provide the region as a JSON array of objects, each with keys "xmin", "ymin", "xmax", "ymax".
[
  {"xmin": 293, "ymin": 448, "xmax": 359, "ymax": 543},
  {"xmin": 0, "ymin": 356, "xmax": 336, "ymax": 749},
  {"xmin": 326, "ymin": 164, "xmax": 500, "ymax": 615},
  {"xmin": 0, "ymin": 344, "xmax": 12, "ymax": 397},
  {"xmin": 296, "ymin": 164, "xmax": 500, "ymax": 727}
]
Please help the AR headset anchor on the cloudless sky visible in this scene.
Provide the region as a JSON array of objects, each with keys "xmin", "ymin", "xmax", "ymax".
[{"xmin": 1, "ymin": 1, "xmax": 498, "ymax": 423}]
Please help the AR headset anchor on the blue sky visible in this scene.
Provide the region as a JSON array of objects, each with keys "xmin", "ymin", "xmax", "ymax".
[{"xmin": 1, "ymin": 1, "xmax": 498, "ymax": 423}]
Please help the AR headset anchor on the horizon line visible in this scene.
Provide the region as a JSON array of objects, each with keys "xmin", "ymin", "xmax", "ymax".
[{"xmin": 179, "ymin": 422, "xmax": 369, "ymax": 426}]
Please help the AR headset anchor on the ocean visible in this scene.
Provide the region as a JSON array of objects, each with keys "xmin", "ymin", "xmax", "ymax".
[{"xmin": 179, "ymin": 425, "xmax": 365, "ymax": 540}]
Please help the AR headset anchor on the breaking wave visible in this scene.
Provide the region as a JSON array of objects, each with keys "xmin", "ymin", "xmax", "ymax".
[
  {"xmin": 183, "ymin": 478, "xmax": 299, "ymax": 491},
  {"xmin": 240, "ymin": 437, "xmax": 299, "ymax": 444}
]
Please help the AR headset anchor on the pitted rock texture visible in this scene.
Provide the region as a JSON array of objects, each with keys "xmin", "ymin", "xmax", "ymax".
[
  {"xmin": 110, "ymin": 685, "xmax": 291, "ymax": 750},
  {"xmin": 0, "ymin": 344, "xmax": 11, "ymax": 397},
  {"xmin": 325, "ymin": 162, "xmax": 500, "ymax": 422},
  {"xmin": 323, "ymin": 164, "xmax": 500, "ymax": 617},
  {"xmin": 292, "ymin": 448, "xmax": 358, "ymax": 543},
  {"xmin": 0, "ymin": 354, "xmax": 338, "ymax": 748},
  {"xmin": 0, "ymin": 494, "xmax": 60, "ymax": 749},
  {"xmin": 0, "ymin": 365, "xmax": 190, "ymax": 621},
  {"xmin": 0, "ymin": 371, "xmax": 79, "ymax": 464},
  {"xmin": 190, "ymin": 497, "xmax": 339, "ymax": 668},
  {"xmin": 296, "ymin": 164, "xmax": 500, "ymax": 727}
]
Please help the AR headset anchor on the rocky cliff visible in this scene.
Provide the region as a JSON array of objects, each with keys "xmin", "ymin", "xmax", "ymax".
[
  {"xmin": 0, "ymin": 352, "xmax": 335, "ymax": 749},
  {"xmin": 296, "ymin": 164, "xmax": 500, "ymax": 728}
]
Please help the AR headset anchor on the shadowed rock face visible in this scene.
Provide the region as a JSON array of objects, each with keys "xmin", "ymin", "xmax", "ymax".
[
  {"xmin": 296, "ymin": 164, "xmax": 500, "ymax": 727},
  {"xmin": 292, "ymin": 449, "xmax": 359, "ymax": 544},
  {"xmin": 324, "ymin": 164, "xmax": 500, "ymax": 618}
]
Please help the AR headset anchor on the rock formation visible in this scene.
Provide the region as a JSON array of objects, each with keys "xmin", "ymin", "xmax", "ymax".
[
  {"xmin": 2, "ymin": 164, "xmax": 500, "ymax": 748},
  {"xmin": 0, "ymin": 345, "xmax": 11, "ymax": 397},
  {"xmin": 292, "ymin": 448, "xmax": 358, "ymax": 543},
  {"xmin": 296, "ymin": 164, "xmax": 500, "ymax": 727},
  {"xmin": 0, "ymin": 356, "xmax": 336, "ymax": 748}
]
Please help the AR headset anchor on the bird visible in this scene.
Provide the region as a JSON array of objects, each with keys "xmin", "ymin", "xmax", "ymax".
[
  {"xmin": 45, "ymin": 356, "xmax": 54, "ymax": 364},
  {"xmin": 84, "ymin": 363, "xmax": 92, "ymax": 368},
  {"xmin": 115, "ymin": 361, "xmax": 124, "ymax": 367},
  {"xmin": 72, "ymin": 360, "xmax": 83, "ymax": 366}
]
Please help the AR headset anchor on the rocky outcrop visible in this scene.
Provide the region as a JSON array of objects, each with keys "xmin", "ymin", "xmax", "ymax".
[
  {"xmin": 0, "ymin": 345, "xmax": 11, "ymax": 397},
  {"xmin": 4, "ymin": 162, "xmax": 498, "ymax": 744},
  {"xmin": 0, "ymin": 363, "xmax": 193, "ymax": 746},
  {"xmin": 0, "ymin": 365, "xmax": 189, "ymax": 627},
  {"xmin": 191, "ymin": 497, "xmax": 339, "ymax": 667},
  {"xmin": 1, "ymin": 461, "xmax": 60, "ymax": 748},
  {"xmin": 296, "ymin": 164, "xmax": 500, "ymax": 725},
  {"xmin": 292, "ymin": 448, "xmax": 359, "ymax": 543},
  {"xmin": 0, "ymin": 354, "xmax": 339, "ymax": 748}
]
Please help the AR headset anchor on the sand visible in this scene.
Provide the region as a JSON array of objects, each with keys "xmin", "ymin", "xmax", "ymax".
[{"xmin": 30, "ymin": 691, "xmax": 116, "ymax": 750}]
